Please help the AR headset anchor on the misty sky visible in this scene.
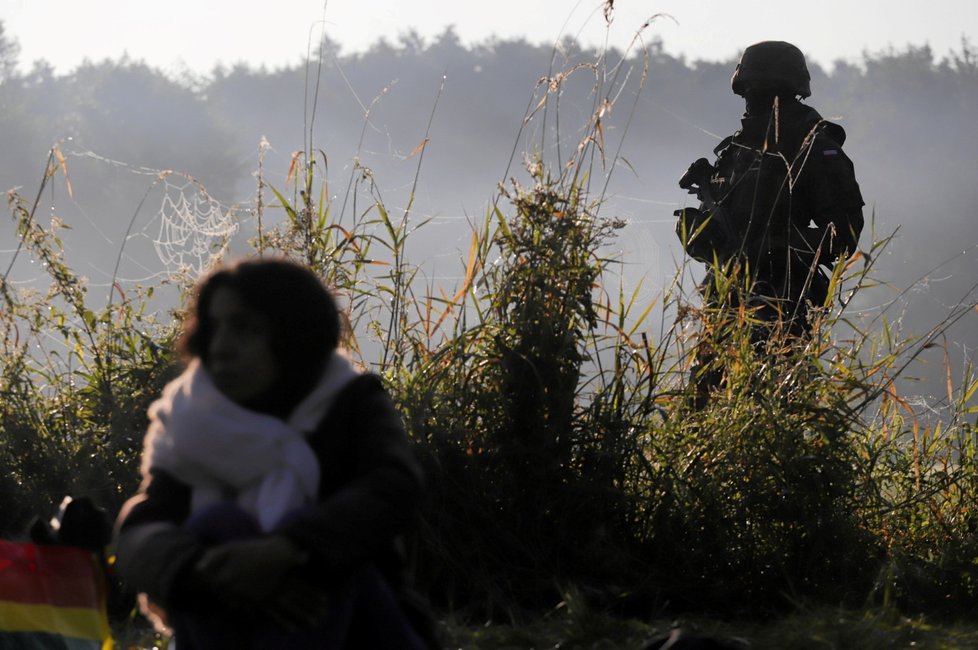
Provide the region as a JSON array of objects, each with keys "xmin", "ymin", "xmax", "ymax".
[{"xmin": 2, "ymin": 0, "xmax": 976, "ymax": 75}]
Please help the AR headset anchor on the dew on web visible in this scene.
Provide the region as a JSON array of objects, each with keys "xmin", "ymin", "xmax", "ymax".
[{"xmin": 152, "ymin": 179, "xmax": 239, "ymax": 277}]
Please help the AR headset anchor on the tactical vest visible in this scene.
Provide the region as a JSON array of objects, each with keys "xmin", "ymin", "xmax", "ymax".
[{"xmin": 705, "ymin": 100, "xmax": 863, "ymax": 281}]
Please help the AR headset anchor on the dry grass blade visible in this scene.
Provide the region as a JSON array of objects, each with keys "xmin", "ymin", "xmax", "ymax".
[
  {"xmin": 407, "ymin": 138, "xmax": 430, "ymax": 159},
  {"xmin": 51, "ymin": 144, "xmax": 73, "ymax": 198}
]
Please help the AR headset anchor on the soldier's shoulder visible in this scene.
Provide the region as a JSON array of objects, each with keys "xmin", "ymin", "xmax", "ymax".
[
  {"xmin": 816, "ymin": 120, "xmax": 847, "ymax": 147},
  {"xmin": 796, "ymin": 104, "xmax": 847, "ymax": 145}
]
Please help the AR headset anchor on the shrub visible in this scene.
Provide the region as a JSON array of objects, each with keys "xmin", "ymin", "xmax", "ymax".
[{"xmin": 1, "ymin": 170, "xmax": 179, "ymax": 534}]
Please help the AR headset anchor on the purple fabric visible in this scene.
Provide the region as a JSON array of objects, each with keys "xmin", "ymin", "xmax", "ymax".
[{"xmin": 183, "ymin": 500, "xmax": 263, "ymax": 542}]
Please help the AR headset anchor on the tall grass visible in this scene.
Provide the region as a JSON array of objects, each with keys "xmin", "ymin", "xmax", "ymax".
[
  {"xmin": 2, "ymin": 21, "xmax": 977, "ymax": 641},
  {"xmin": 1, "ymin": 151, "xmax": 179, "ymax": 533}
]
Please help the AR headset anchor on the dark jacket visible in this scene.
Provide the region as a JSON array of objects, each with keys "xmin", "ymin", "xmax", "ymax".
[
  {"xmin": 678, "ymin": 99, "xmax": 864, "ymax": 306},
  {"xmin": 115, "ymin": 373, "xmax": 424, "ymax": 611}
]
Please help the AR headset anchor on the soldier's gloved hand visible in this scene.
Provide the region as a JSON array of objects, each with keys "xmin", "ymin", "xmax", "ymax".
[
  {"xmin": 674, "ymin": 206, "xmax": 705, "ymax": 221},
  {"xmin": 193, "ymin": 535, "xmax": 308, "ymax": 610},
  {"xmin": 675, "ymin": 207, "xmax": 708, "ymax": 241},
  {"xmin": 675, "ymin": 207, "xmax": 721, "ymax": 263}
]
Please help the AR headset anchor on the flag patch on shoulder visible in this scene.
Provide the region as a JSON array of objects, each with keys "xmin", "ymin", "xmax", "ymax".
[{"xmin": 823, "ymin": 149, "xmax": 839, "ymax": 156}]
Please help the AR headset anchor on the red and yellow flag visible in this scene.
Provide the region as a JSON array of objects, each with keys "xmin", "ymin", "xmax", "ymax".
[{"xmin": 0, "ymin": 540, "xmax": 112, "ymax": 649}]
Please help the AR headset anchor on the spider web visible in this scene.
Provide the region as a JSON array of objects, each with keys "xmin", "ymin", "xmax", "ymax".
[{"xmin": 153, "ymin": 179, "xmax": 239, "ymax": 277}]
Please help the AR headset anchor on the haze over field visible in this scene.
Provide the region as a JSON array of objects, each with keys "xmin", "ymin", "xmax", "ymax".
[{"xmin": 0, "ymin": 2, "xmax": 975, "ymax": 407}]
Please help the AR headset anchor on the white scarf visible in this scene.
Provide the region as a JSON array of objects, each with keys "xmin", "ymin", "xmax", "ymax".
[{"xmin": 142, "ymin": 352, "xmax": 359, "ymax": 532}]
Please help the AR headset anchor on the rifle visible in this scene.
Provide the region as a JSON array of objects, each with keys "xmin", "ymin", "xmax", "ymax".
[
  {"xmin": 678, "ymin": 157, "xmax": 716, "ymax": 208},
  {"xmin": 674, "ymin": 157, "xmax": 732, "ymax": 262}
]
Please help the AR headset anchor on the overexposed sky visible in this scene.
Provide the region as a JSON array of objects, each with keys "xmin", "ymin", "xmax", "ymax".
[{"xmin": 1, "ymin": 0, "xmax": 975, "ymax": 76}]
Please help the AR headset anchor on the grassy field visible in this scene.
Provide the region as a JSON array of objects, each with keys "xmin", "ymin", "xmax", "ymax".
[
  {"xmin": 115, "ymin": 606, "xmax": 978, "ymax": 649},
  {"xmin": 439, "ymin": 609, "xmax": 978, "ymax": 650}
]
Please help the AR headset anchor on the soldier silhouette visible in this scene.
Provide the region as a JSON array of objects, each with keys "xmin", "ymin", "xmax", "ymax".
[{"xmin": 675, "ymin": 41, "xmax": 864, "ymax": 406}]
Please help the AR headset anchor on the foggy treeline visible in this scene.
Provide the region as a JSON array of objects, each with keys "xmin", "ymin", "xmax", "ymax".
[{"xmin": 1, "ymin": 22, "xmax": 975, "ymax": 403}]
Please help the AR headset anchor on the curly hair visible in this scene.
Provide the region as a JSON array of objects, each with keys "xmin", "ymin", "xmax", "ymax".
[{"xmin": 178, "ymin": 257, "xmax": 341, "ymax": 416}]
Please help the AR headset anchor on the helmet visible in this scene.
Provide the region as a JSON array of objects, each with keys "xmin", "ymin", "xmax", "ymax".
[{"xmin": 731, "ymin": 41, "xmax": 811, "ymax": 98}]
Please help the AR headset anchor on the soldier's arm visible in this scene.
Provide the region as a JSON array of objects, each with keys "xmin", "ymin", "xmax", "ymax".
[{"xmin": 799, "ymin": 128, "xmax": 865, "ymax": 260}]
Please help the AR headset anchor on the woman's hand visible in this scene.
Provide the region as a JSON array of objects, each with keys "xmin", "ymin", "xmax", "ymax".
[{"xmin": 193, "ymin": 535, "xmax": 306, "ymax": 609}]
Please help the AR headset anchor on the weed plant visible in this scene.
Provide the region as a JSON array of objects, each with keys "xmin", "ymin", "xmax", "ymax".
[{"xmin": 1, "ymin": 153, "xmax": 179, "ymax": 534}]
